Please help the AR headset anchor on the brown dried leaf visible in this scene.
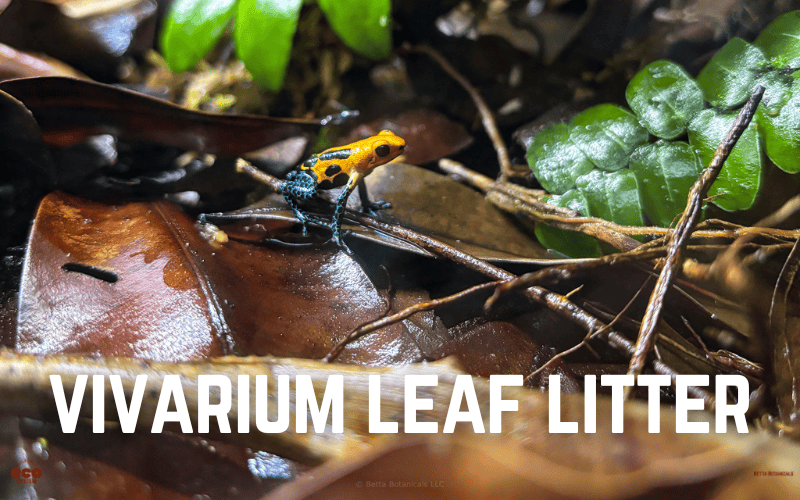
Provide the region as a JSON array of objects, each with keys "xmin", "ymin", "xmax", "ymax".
[
  {"xmin": 0, "ymin": 77, "xmax": 323, "ymax": 156},
  {"xmin": 769, "ymin": 238, "xmax": 800, "ymax": 427},
  {"xmin": 16, "ymin": 192, "xmax": 436, "ymax": 364}
]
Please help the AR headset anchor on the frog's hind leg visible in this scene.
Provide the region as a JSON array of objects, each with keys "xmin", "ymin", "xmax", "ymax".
[{"xmin": 281, "ymin": 171, "xmax": 318, "ymax": 236}]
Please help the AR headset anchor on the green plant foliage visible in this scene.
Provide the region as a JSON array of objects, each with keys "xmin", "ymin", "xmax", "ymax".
[
  {"xmin": 688, "ymin": 109, "xmax": 763, "ymax": 211},
  {"xmin": 527, "ymin": 123, "xmax": 594, "ymax": 194},
  {"xmin": 161, "ymin": 0, "xmax": 393, "ymax": 90},
  {"xmin": 318, "ymin": 0, "xmax": 392, "ymax": 59},
  {"xmin": 535, "ymin": 192, "xmax": 603, "ymax": 258},
  {"xmin": 696, "ymin": 38, "xmax": 768, "ymax": 108},
  {"xmin": 754, "ymin": 11, "xmax": 800, "ymax": 67},
  {"xmin": 161, "ymin": 0, "xmax": 237, "ymax": 74},
  {"xmin": 569, "ymin": 104, "xmax": 649, "ymax": 171},
  {"xmin": 625, "ymin": 60, "xmax": 704, "ymax": 140},
  {"xmin": 629, "ymin": 141, "xmax": 703, "ymax": 227},
  {"xmin": 528, "ymin": 10, "xmax": 800, "ymax": 256},
  {"xmin": 235, "ymin": 0, "xmax": 303, "ymax": 92},
  {"xmin": 574, "ymin": 170, "xmax": 644, "ymax": 239},
  {"xmin": 757, "ymin": 71, "xmax": 800, "ymax": 173}
]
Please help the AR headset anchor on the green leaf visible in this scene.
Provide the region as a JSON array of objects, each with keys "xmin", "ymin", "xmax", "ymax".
[
  {"xmin": 160, "ymin": 0, "xmax": 236, "ymax": 73},
  {"xmin": 318, "ymin": 0, "xmax": 392, "ymax": 59},
  {"xmin": 575, "ymin": 169, "xmax": 645, "ymax": 231},
  {"xmin": 535, "ymin": 191, "xmax": 603, "ymax": 259},
  {"xmin": 235, "ymin": 0, "xmax": 303, "ymax": 92},
  {"xmin": 758, "ymin": 71, "xmax": 800, "ymax": 173},
  {"xmin": 754, "ymin": 11, "xmax": 800, "ymax": 68},
  {"xmin": 696, "ymin": 38, "xmax": 768, "ymax": 108},
  {"xmin": 626, "ymin": 60, "xmax": 704, "ymax": 140},
  {"xmin": 688, "ymin": 108, "xmax": 763, "ymax": 211},
  {"xmin": 629, "ymin": 141, "xmax": 704, "ymax": 227},
  {"xmin": 569, "ymin": 104, "xmax": 649, "ymax": 171},
  {"xmin": 526, "ymin": 122, "xmax": 594, "ymax": 194}
]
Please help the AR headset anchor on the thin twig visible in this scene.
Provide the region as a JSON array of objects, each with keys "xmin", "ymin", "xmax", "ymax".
[
  {"xmin": 405, "ymin": 45, "xmax": 514, "ymax": 180},
  {"xmin": 324, "ymin": 281, "xmax": 500, "ymax": 362},
  {"xmin": 625, "ymin": 86, "xmax": 765, "ymax": 393},
  {"xmin": 525, "ymin": 276, "xmax": 651, "ymax": 383}
]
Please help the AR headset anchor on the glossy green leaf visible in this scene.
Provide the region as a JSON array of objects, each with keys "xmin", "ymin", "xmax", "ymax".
[
  {"xmin": 535, "ymin": 191, "xmax": 603, "ymax": 259},
  {"xmin": 160, "ymin": 0, "xmax": 236, "ymax": 73},
  {"xmin": 318, "ymin": 0, "xmax": 392, "ymax": 59},
  {"xmin": 758, "ymin": 71, "xmax": 800, "ymax": 173},
  {"xmin": 688, "ymin": 109, "xmax": 763, "ymax": 211},
  {"xmin": 527, "ymin": 122, "xmax": 594, "ymax": 194},
  {"xmin": 754, "ymin": 11, "xmax": 800, "ymax": 68},
  {"xmin": 575, "ymin": 169, "xmax": 645, "ymax": 231},
  {"xmin": 569, "ymin": 104, "xmax": 649, "ymax": 171},
  {"xmin": 626, "ymin": 60, "xmax": 704, "ymax": 140},
  {"xmin": 696, "ymin": 38, "xmax": 768, "ymax": 108},
  {"xmin": 629, "ymin": 141, "xmax": 703, "ymax": 227},
  {"xmin": 235, "ymin": 0, "xmax": 303, "ymax": 92}
]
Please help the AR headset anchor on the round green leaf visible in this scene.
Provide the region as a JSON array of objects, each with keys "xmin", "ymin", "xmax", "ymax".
[
  {"xmin": 754, "ymin": 11, "xmax": 800, "ymax": 68},
  {"xmin": 696, "ymin": 38, "xmax": 768, "ymax": 108},
  {"xmin": 688, "ymin": 108, "xmax": 763, "ymax": 211},
  {"xmin": 160, "ymin": 0, "xmax": 237, "ymax": 74},
  {"xmin": 318, "ymin": 0, "xmax": 391, "ymax": 59},
  {"xmin": 758, "ymin": 71, "xmax": 800, "ymax": 173},
  {"xmin": 626, "ymin": 60, "xmax": 704, "ymax": 139},
  {"xmin": 629, "ymin": 141, "xmax": 703, "ymax": 227},
  {"xmin": 569, "ymin": 104, "xmax": 649, "ymax": 171},
  {"xmin": 235, "ymin": 0, "xmax": 303, "ymax": 92},
  {"xmin": 526, "ymin": 122, "xmax": 594, "ymax": 194},
  {"xmin": 535, "ymin": 191, "xmax": 603, "ymax": 259},
  {"xmin": 575, "ymin": 169, "xmax": 645, "ymax": 230}
]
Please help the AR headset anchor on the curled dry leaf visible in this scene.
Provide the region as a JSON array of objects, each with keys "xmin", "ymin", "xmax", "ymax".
[
  {"xmin": 16, "ymin": 191, "xmax": 440, "ymax": 364},
  {"xmin": 769, "ymin": 237, "xmax": 800, "ymax": 428},
  {"xmin": 0, "ymin": 77, "xmax": 323, "ymax": 156}
]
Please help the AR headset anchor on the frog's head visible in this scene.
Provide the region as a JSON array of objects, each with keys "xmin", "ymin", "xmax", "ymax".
[{"xmin": 369, "ymin": 130, "xmax": 406, "ymax": 166}]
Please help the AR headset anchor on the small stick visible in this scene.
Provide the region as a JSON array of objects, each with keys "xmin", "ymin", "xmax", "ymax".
[
  {"xmin": 405, "ymin": 45, "xmax": 514, "ymax": 180},
  {"xmin": 625, "ymin": 86, "xmax": 765, "ymax": 393}
]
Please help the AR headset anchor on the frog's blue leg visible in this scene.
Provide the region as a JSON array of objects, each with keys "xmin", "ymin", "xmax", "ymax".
[
  {"xmin": 281, "ymin": 171, "xmax": 317, "ymax": 236},
  {"xmin": 329, "ymin": 173, "xmax": 365, "ymax": 247},
  {"xmin": 357, "ymin": 180, "xmax": 392, "ymax": 215}
]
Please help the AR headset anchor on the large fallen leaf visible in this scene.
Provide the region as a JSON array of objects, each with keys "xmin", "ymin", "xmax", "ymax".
[
  {"xmin": 0, "ymin": 77, "xmax": 323, "ymax": 156},
  {"xmin": 16, "ymin": 191, "xmax": 445, "ymax": 364}
]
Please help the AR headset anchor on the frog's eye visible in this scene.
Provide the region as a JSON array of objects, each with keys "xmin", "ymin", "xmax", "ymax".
[{"xmin": 375, "ymin": 144, "xmax": 391, "ymax": 157}]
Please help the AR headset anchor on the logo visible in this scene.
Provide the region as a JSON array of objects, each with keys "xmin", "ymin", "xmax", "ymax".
[{"xmin": 10, "ymin": 461, "xmax": 43, "ymax": 484}]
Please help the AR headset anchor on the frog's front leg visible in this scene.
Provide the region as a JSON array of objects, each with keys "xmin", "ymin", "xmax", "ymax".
[
  {"xmin": 329, "ymin": 172, "xmax": 365, "ymax": 247},
  {"xmin": 357, "ymin": 180, "xmax": 392, "ymax": 215},
  {"xmin": 281, "ymin": 170, "xmax": 318, "ymax": 236}
]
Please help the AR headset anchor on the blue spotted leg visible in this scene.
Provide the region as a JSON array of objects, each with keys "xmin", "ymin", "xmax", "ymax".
[{"xmin": 280, "ymin": 170, "xmax": 318, "ymax": 236}]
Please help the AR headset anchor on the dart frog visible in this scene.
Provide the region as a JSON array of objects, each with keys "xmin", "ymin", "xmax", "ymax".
[{"xmin": 280, "ymin": 130, "xmax": 406, "ymax": 246}]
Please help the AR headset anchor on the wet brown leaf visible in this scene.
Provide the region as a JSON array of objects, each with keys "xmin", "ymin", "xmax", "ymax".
[
  {"xmin": 0, "ymin": 0, "xmax": 157, "ymax": 79},
  {"xmin": 0, "ymin": 42, "xmax": 86, "ymax": 81},
  {"xmin": 0, "ymin": 77, "xmax": 323, "ymax": 156},
  {"xmin": 16, "ymin": 191, "xmax": 438, "ymax": 364}
]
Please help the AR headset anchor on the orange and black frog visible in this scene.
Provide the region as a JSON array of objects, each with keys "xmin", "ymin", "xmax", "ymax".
[{"xmin": 280, "ymin": 130, "xmax": 406, "ymax": 246}]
